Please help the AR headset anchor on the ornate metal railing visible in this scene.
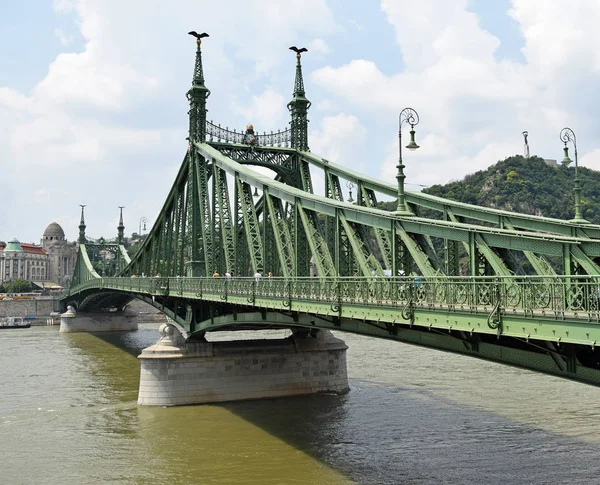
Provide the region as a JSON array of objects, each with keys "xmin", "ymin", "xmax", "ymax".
[
  {"xmin": 205, "ymin": 121, "xmax": 291, "ymax": 147},
  {"xmin": 66, "ymin": 275, "xmax": 600, "ymax": 323}
]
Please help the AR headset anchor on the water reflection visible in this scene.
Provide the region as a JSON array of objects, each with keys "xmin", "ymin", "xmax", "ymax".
[{"xmin": 5, "ymin": 324, "xmax": 600, "ymax": 484}]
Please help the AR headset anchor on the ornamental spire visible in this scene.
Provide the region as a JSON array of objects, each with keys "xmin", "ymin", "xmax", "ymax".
[
  {"xmin": 287, "ymin": 46, "xmax": 311, "ymax": 151},
  {"xmin": 117, "ymin": 206, "xmax": 125, "ymax": 244},
  {"xmin": 78, "ymin": 204, "xmax": 87, "ymax": 244},
  {"xmin": 186, "ymin": 31, "xmax": 211, "ymax": 143}
]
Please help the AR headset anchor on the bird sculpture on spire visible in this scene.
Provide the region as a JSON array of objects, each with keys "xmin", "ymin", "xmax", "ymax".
[
  {"xmin": 289, "ymin": 46, "xmax": 308, "ymax": 57},
  {"xmin": 188, "ymin": 31, "xmax": 209, "ymax": 43}
]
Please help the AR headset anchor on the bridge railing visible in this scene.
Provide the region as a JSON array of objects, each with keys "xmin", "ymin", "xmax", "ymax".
[
  {"xmin": 205, "ymin": 121, "xmax": 292, "ymax": 147},
  {"xmin": 65, "ymin": 275, "xmax": 600, "ymax": 321}
]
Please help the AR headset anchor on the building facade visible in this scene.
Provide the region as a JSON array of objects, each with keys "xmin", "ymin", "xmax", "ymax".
[
  {"xmin": 0, "ymin": 239, "xmax": 49, "ymax": 283},
  {"xmin": 40, "ymin": 222, "xmax": 77, "ymax": 287},
  {"xmin": 0, "ymin": 222, "xmax": 78, "ymax": 288}
]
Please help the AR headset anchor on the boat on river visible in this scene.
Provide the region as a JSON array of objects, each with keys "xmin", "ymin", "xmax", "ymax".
[{"xmin": 0, "ymin": 317, "xmax": 31, "ymax": 329}]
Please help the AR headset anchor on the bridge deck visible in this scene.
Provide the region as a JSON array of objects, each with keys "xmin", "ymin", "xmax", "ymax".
[{"xmin": 65, "ymin": 276, "xmax": 600, "ymax": 347}]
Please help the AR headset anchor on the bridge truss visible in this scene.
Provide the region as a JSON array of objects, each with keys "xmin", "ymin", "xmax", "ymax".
[{"xmin": 62, "ymin": 34, "xmax": 600, "ymax": 386}]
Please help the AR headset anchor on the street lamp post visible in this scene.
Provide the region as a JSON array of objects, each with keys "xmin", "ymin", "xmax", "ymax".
[
  {"xmin": 139, "ymin": 216, "xmax": 148, "ymax": 236},
  {"xmin": 560, "ymin": 127, "xmax": 589, "ymax": 224},
  {"xmin": 396, "ymin": 108, "xmax": 420, "ymax": 213},
  {"xmin": 346, "ymin": 181, "xmax": 355, "ymax": 204}
]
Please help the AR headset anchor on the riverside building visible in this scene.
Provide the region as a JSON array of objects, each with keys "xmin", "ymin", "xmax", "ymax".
[{"xmin": 0, "ymin": 222, "xmax": 77, "ymax": 289}]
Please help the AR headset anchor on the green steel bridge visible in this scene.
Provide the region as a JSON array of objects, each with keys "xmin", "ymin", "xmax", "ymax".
[{"xmin": 61, "ymin": 35, "xmax": 600, "ymax": 386}]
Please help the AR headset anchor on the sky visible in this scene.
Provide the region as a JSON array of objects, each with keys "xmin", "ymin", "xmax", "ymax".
[{"xmin": 2, "ymin": 0, "xmax": 600, "ymax": 243}]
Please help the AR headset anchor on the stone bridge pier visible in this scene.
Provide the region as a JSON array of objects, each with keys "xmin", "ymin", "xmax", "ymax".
[
  {"xmin": 60, "ymin": 306, "xmax": 138, "ymax": 332},
  {"xmin": 137, "ymin": 323, "xmax": 349, "ymax": 406}
]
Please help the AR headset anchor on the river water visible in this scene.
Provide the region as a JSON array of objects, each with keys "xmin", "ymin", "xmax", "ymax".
[{"xmin": 3, "ymin": 322, "xmax": 600, "ymax": 484}]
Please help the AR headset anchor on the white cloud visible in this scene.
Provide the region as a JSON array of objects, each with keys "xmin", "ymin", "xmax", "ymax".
[
  {"xmin": 6, "ymin": 0, "xmax": 600, "ymax": 244},
  {"xmin": 311, "ymin": 113, "xmax": 367, "ymax": 172},
  {"xmin": 310, "ymin": 0, "xmax": 600, "ymax": 189},
  {"xmin": 310, "ymin": 38, "xmax": 331, "ymax": 55},
  {"xmin": 0, "ymin": 0, "xmax": 338, "ymax": 242},
  {"xmin": 231, "ymin": 87, "xmax": 286, "ymax": 131}
]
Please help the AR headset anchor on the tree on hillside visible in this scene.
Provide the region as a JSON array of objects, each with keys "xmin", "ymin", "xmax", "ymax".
[{"xmin": 423, "ymin": 155, "xmax": 600, "ymax": 224}]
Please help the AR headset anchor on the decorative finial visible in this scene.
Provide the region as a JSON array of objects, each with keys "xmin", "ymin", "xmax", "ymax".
[
  {"xmin": 287, "ymin": 46, "xmax": 311, "ymax": 151},
  {"xmin": 117, "ymin": 206, "xmax": 125, "ymax": 244},
  {"xmin": 186, "ymin": 30, "xmax": 211, "ymax": 143},
  {"xmin": 188, "ymin": 31, "xmax": 209, "ymax": 44},
  {"xmin": 78, "ymin": 204, "xmax": 87, "ymax": 244},
  {"xmin": 289, "ymin": 46, "xmax": 308, "ymax": 57}
]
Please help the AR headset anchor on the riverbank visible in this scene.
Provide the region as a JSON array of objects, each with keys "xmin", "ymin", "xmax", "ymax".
[{"xmin": 0, "ymin": 298, "xmax": 55, "ymax": 318}]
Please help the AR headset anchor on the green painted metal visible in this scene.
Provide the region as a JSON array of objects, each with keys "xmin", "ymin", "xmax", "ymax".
[
  {"xmin": 296, "ymin": 200, "xmax": 335, "ymax": 277},
  {"xmin": 339, "ymin": 213, "xmax": 380, "ymax": 277},
  {"xmin": 299, "ymin": 151, "xmax": 600, "ymax": 239},
  {"xmin": 362, "ymin": 187, "xmax": 392, "ymax": 269},
  {"xmin": 213, "ymin": 166, "xmax": 236, "ymax": 274},
  {"xmin": 187, "ymin": 35, "xmax": 210, "ymax": 144},
  {"xmin": 61, "ymin": 38, "xmax": 600, "ymax": 386},
  {"xmin": 236, "ymin": 178, "xmax": 263, "ymax": 274},
  {"xmin": 78, "ymin": 205, "xmax": 87, "ymax": 244},
  {"xmin": 200, "ymin": 143, "xmax": 590, "ymax": 258},
  {"xmin": 396, "ymin": 108, "xmax": 419, "ymax": 214},
  {"xmin": 287, "ymin": 49, "xmax": 310, "ymax": 151},
  {"xmin": 264, "ymin": 191, "xmax": 294, "ymax": 277},
  {"xmin": 65, "ymin": 275, "xmax": 600, "ymax": 346},
  {"xmin": 560, "ymin": 127, "xmax": 589, "ymax": 224}
]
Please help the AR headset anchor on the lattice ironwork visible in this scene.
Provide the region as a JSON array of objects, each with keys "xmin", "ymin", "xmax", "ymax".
[
  {"xmin": 205, "ymin": 121, "xmax": 291, "ymax": 148},
  {"xmin": 265, "ymin": 193, "xmax": 295, "ymax": 277},
  {"xmin": 237, "ymin": 179, "xmax": 264, "ymax": 274}
]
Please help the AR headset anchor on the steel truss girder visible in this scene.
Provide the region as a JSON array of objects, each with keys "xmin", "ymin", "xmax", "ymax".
[
  {"xmin": 299, "ymin": 159, "xmax": 313, "ymax": 194},
  {"xmin": 196, "ymin": 144, "xmax": 587, "ymax": 260},
  {"xmin": 361, "ymin": 186, "xmax": 392, "ymax": 269},
  {"xmin": 236, "ymin": 178, "xmax": 264, "ymax": 273},
  {"xmin": 339, "ymin": 213, "xmax": 384, "ymax": 276},
  {"xmin": 213, "ymin": 166, "xmax": 236, "ymax": 274},
  {"xmin": 445, "ymin": 207, "xmax": 512, "ymax": 276},
  {"xmin": 296, "ymin": 200, "xmax": 335, "ymax": 278},
  {"xmin": 501, "ymin": 219, "xmax": 556, "ymax": 276},
  {"xmin": 299, "ymin": 150, "xmax": 600, "ymax": 240},
  {"xmin": 395, "ymin": 221, "xmax": 438, "ymax": 276},
  {"xmin": 209, "ymin": 143, "xmax": 297, "ymax": 183},
  {"xmin": 197, "ymin": 156, "xmax": 213, "ymax": 275},
  {"xmin": 264, "ymin": 191, "xmax": 294, "ymax": 277}
]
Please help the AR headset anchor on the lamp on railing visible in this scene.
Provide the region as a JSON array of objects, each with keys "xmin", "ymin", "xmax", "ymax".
[
  {"xmin": 346, "ymin": 181, "xmax": 355, "ymax": 204},
  {"xmin": 139, "ymin": 216, "xmax": 148, "ymax": 236},
  {"xmin": 253, "ymin": 187, "xmax": 259, "ymax": 198},
  {"xmin": 560, "ymin": 127, "xmax": 589, "ymax": 224},
  {"xmin": 396, "ymin": 107, "xmax": 420, "ymax": 214}
]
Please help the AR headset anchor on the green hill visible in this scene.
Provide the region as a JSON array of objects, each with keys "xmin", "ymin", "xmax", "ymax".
[{"xmin": 422, "ymin": 155, "xmax": 600, "ymax": 223}]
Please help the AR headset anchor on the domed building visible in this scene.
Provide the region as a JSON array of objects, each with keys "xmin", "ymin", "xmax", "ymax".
[
  {"xmin": 40, "ymin": 222, "xmax": 77, "ymax": 287},
  {"xmin": 0, "ymin": 222, "xmax": 77, "ymax": 289}
]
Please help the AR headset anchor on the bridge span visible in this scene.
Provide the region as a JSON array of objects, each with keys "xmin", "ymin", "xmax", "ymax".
[{"xmin": 59, "ymin": 33, "xmax": 600, "ymax": 405}]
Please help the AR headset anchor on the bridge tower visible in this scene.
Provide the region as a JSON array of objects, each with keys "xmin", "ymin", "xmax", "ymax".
[
  {"xmin": 186, "ymin": 32, "xmax": 210, "ymax": 143},
  {"xmin": 287, "ymin": 47, "xmax": 311, "ymax": 151},
  {"xmin": 78, "ymin": 205, "xmax": 86, "ymax": 244},
  {"xmin": 117, "ymin": 206, "xmax": 125, "ymax": 244},
  {"xmin": 186, "ymin": 32, "xmax": 212, "ymax": 277}
]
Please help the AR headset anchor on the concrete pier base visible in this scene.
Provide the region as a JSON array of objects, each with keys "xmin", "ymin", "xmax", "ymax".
[
  {"xmin": 60, "ymin": 306, "xmax": 138, "ymax": 333},
  {"xmin": 138, "ymin": 324, "xmax": 349, "ymax": 406}
]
